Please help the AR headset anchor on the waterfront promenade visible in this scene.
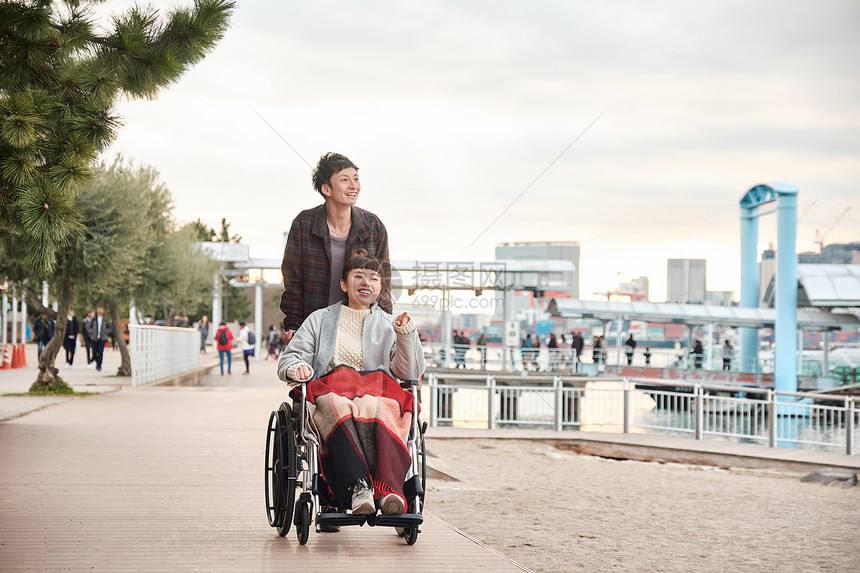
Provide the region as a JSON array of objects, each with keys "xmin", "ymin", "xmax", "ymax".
[
  {"xmin": 0, "ymin": 345, "xmax": 531, "ymax": 572},
  {"xmin": 2, "ymin": 343, "xmax": 858, "ymax": 572}
]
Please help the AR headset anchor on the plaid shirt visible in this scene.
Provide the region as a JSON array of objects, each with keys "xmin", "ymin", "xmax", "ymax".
[{"xmin": 280, "ymin": 204, "xmax": 391, "ymax": 331}]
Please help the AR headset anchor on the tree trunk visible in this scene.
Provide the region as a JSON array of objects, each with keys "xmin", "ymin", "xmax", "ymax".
[
  {"xmin": 28, "ymin": 272, "xmax": 74, "ymax": 393},
  {"xmin": 109, "ymin": 301, "xmax": 132, "ymax": 376}
]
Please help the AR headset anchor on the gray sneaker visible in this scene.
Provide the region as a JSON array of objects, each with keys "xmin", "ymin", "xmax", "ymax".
[{"xmin": 350, "ymin": 483, "xmax": 375, "ymax": 515}]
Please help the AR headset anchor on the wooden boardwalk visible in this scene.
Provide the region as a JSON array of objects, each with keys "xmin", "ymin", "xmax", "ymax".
[{"xmin": 0, "ymin": 382, "xmax": 531, "ymax": 572}]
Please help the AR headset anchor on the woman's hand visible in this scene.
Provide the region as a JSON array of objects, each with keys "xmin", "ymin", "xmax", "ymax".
[
  {"xmin": 295, "ymin": 364, "xmax": 313, "ymax": 381},
  {"xmin": 393, "ymin": 312, "xmax": 411, "ymax": 327}
]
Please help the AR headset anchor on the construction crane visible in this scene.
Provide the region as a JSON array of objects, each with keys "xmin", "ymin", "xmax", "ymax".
[
  {"xmin": 798, "ymin": 198, "xmax": 818, "ymax": 223},
  {"xmin": 814, "ymin": 206, "xmax": 851, "ymax": 252}
]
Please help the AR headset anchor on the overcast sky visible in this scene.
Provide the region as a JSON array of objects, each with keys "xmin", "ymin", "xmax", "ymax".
[{"xmin": 103, "ymin": 0, "xmax": 860, "ymax": 302}]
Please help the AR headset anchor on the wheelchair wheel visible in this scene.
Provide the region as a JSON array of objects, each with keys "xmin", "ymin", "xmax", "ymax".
[
  {"xmin": 404, "ymin": 526, "xmax": 419, "ymax": 545},
  {"xmin": 265, "ymin": 403, "xmax": 297, "ymax": 536},
  {"xmin": 295, "ymin": 501, "xmax": 310, "ymax": 545}
]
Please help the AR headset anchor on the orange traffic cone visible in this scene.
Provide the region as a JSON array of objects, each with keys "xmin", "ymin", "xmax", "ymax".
[
  {"xmin": 18, "ymin": 343, "xmax": 27, "ymax": 367},
  {"xmin": 1, "ymin": 345, "xmax": 11, "ymax": 370},
  {"xmin": 10, "ymin": 344, "xmax": 19, "ymax": 368}
]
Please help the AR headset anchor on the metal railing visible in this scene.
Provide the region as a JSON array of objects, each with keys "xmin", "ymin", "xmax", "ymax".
[
  {"xmin": 129, "ymin": 324, "xmax": 200, "ymax": 386},
  {"xmin": 423, "ymin": 372, "xmax": 858, "ymax": 455}
]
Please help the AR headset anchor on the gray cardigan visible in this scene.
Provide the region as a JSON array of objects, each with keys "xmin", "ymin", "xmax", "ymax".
[{"xmin": 277, "ymin": 301, "xmax": 426, "ymax": 384}]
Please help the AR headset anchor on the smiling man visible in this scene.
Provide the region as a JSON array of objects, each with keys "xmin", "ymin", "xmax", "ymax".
[{"xmin": 280, "ymin": 152, "xmax": 392, "ymax": 342}]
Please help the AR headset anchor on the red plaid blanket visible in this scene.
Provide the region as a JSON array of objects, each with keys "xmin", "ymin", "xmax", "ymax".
[{"xmin": 304, "ymin": 366, "xmax": 417, "ymax": 510}]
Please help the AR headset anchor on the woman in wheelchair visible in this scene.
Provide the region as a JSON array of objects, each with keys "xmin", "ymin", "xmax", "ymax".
[{"xmin": 278, "ymin": 249, "xmax": 426, "ymax": 517}]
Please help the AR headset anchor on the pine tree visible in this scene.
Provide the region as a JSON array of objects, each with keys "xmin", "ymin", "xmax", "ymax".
[{"xmin": 0, "ymin": 0, "xmax": 235, "ymax": 274}]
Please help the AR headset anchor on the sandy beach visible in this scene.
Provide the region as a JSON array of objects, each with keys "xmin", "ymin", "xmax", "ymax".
[{"xmin": 424, "ymin": 438, "xmax": 860, "ymax": 573}]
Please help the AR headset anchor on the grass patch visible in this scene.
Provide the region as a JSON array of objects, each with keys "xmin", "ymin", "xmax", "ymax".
[{"xmin": 3, "ymin": 391, "xmax": 96, "ymax": 397}]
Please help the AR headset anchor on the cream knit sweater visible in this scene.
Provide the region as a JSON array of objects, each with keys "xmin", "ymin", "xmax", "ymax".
[
  {"xmin": 287, "ymin": 304, "xmax": 415, "ymax": 381},
  {"xmin": 331, "ymin": 305, "xmax": 370, "ymax": 371}
]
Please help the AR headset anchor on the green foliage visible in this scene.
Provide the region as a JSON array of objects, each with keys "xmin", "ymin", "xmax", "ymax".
[
  {"xmin": 0, "ymin": 0, "xmax": 235, "ymax": 276},
  {"xmin": 186, "ymin": 217, "xmax": 249, "ymax": 321}
]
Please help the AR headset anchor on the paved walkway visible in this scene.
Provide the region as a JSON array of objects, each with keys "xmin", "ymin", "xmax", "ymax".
[
  {"xmin": 2, "ymin": 345, "xmax": 857, "ymax": 571},
  {"xmin": 0, "ymin": 348, "xmax": 532, "ymax": 573}
]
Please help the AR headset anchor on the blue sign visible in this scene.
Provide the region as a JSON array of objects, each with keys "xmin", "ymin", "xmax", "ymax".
[{"xmin": 535, "ymin": 320, "xmax": 553, "ymax": 336}]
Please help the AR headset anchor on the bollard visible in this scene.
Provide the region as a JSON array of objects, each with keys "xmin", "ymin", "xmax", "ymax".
[{"xmin": 1, "ymin": 344, "xmax": 11, "ymax": 369}]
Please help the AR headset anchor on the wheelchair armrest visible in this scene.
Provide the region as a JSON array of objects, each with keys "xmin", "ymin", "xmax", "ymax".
[{"xmin": 400, "ymin": 379, "xmax": 420, "ymax": 389}]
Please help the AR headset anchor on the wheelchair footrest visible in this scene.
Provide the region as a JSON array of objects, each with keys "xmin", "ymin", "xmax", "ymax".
[
  {"xmin": 317, "ymin": 512, "xmax": 368, "ymax": 528},
  {"xmin": 368, "ymin": 513, "xmax": 423, "ymax": 528}
]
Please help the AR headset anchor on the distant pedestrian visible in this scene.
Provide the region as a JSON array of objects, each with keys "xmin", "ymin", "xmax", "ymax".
[
  {"xmin": 63, "ymin": 310, "xmax": 79, "ymax": 368},
  {"xmin": 476, "ymin": 333, "xmax": 489, "ymax": 369},
  {"xmin": 625, "ymin": 334, "xmax": 637, "ymax": 365},
  {"xmin": 644, "ymin": 347, "xmax": 652, "ymax": 366},
  {"xmin": 239, "ymin": 321, "xmax": 253, "ymax": 374},
  {"xmin": 82, "ymin": 310, "xmax": 94, "ymax": 367},
  {"xmin": 453, "ymin": 330, "xmax": 467, "ymax": 369},
  {"xmin": 548, "ymin": 333, "xmax": 559, "ymax": 369},
  {"xmin": 722, "ymin": 339, "xmax": 733, "ymax": 371},
  {"xmin": 87, "ymin": 305, "xmax": 110, "ymax": 372},
  {"xmin": 692, "ymin": 339, "xmax": 704, "ymax": 369},
  {"xmin": 266, "ymin": 326, "xmax": 279, "ymax": 360},
  {"xmin": 572, "ymin": 332, "xmax": 584, "ymax": 368},
  {"xmin": 33, "ymin": 314, "xmax": 55, "ymax": 359},
  {"xmin": 198, "ymin": 315, "xmax": 209, "ymax": 354},
  {"xmin": 521, "ymin": 335, "xmax": 531, "ymax": 370},
  {"xmin": 215, "ymin": 321, "xmax": 233, "ymax": 375},
  {"xmin": 592, "ymin": 336, "xmax": 603, "ymax": 366},
  {"xmin": 558, "ymin": 334, "xmax": 569, "ymax": 367}
]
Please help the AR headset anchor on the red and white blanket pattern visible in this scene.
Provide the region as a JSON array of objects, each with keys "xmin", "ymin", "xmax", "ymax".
[{"xmin": 303, "ymin": 366, "xmax": 416, "ymax": 511}]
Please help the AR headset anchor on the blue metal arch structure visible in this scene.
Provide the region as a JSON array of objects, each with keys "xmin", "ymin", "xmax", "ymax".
[{"xmin": 739, "ymin": 182, "xmax": 799, "ymax": 393}]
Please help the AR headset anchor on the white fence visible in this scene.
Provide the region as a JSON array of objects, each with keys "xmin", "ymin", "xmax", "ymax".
[
  {"xmin": 423, "ymin": 372, "xmax": 859, "ymax": 455},
  {"xmin": 129, "ymin": 325, "xmax": 200, "ymax": 386}
]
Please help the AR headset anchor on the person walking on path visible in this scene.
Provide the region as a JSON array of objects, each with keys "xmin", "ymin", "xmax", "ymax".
[
  {"xmin": 33, "ymin": 314, "xmax": 55, "ymax": 359},
  {"xmin": 572, "ymin": 332, "xmax": 584, "ymax": 371},
  {"xmin": 625, "ymin": 334, "xmax": 637, "ymax": 365},
  {"xmin": 280, "ymin": 152, "xmax": 391, "ymax": 346},
  {"xmin": 265, "ymin": 326, "xmax": 279, "ymax": 360},
  {"xmin": 198, "ymin": 315, "xmax": 209, "ymax": 354},
  {"xmin": 476, "ymin": 333, "xmax": 489, "ymax": 369},
  {"xmin": 63, "ymin": 310, "xmax": 79, "ymax": 368},
  {"xmin": 215, "ymin": 322, "xmax": 234, "ymax": 375},
  {"xmin": 592, "ymin": 335, "xmax": 603, "ymax": 367},
  {"xmin": 238, "ymin": 321, "xmax": 254, "ymax": 375},
  {"xmin": 87, "ymin": 305, "xmax": 110, "ymax": 372},
  {"xmin": 722, "ymin": 339, "xmax": 733, "ymax": 371},
  {"xmin": 692, "ymin": 339, "xmax": 704, "ymax": 369},
  {"xmin": 82, "ymin": 310, "xmax": 94, "ymax": 368},
  {"xmin": 547, "ymin": 333, "xmax": 559, "ymax": 370}
]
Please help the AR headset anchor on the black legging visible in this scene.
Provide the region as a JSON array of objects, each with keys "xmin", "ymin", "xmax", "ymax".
[
  {"xmin": 64, "ymin": 339, "xmax": 76, "ymax": 365},
  {"xmin": 243, "ymin": 352, "xmax": 250, "ymax": 373}
]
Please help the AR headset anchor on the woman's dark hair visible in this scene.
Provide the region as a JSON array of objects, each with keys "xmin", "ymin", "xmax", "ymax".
[
  {"xmin": 342, "ymin": 249, "xmax": 383, "ymax": 282},
  {"xmin": 312, "ymin": 152, "xmax": 358, "ymax": 196}
]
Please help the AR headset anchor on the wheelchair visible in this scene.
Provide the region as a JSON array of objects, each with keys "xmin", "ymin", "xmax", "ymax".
[{"xmin": 265, "ymin": 378, "xmax": 427, "ymax": 545}]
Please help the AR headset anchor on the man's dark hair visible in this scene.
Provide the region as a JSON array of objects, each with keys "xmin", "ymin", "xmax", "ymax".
[{"xmin": 312, "ymin": 152, "xmax": 358, "ymax": 196}]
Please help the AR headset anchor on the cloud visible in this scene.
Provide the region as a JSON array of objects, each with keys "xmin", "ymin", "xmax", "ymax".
[{"xmin": 103, "ymin": 0, "xmax": 860, "ymax": 303}]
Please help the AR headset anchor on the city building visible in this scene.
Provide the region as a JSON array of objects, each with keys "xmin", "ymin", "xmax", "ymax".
[
  {"xmin": 798, "ymin": 242, "xmax": 860, "ymax": 264},
  {"xmin": 666, "ymin": 258, "xmax": 707, "ymax": 304},
  {"xmin": 619, "ymin": 276, "xmax": 650, "ymax": 302},
  {"xmin": 495, "ymin": 241, "xmax": 580, "ymax": 299}
]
